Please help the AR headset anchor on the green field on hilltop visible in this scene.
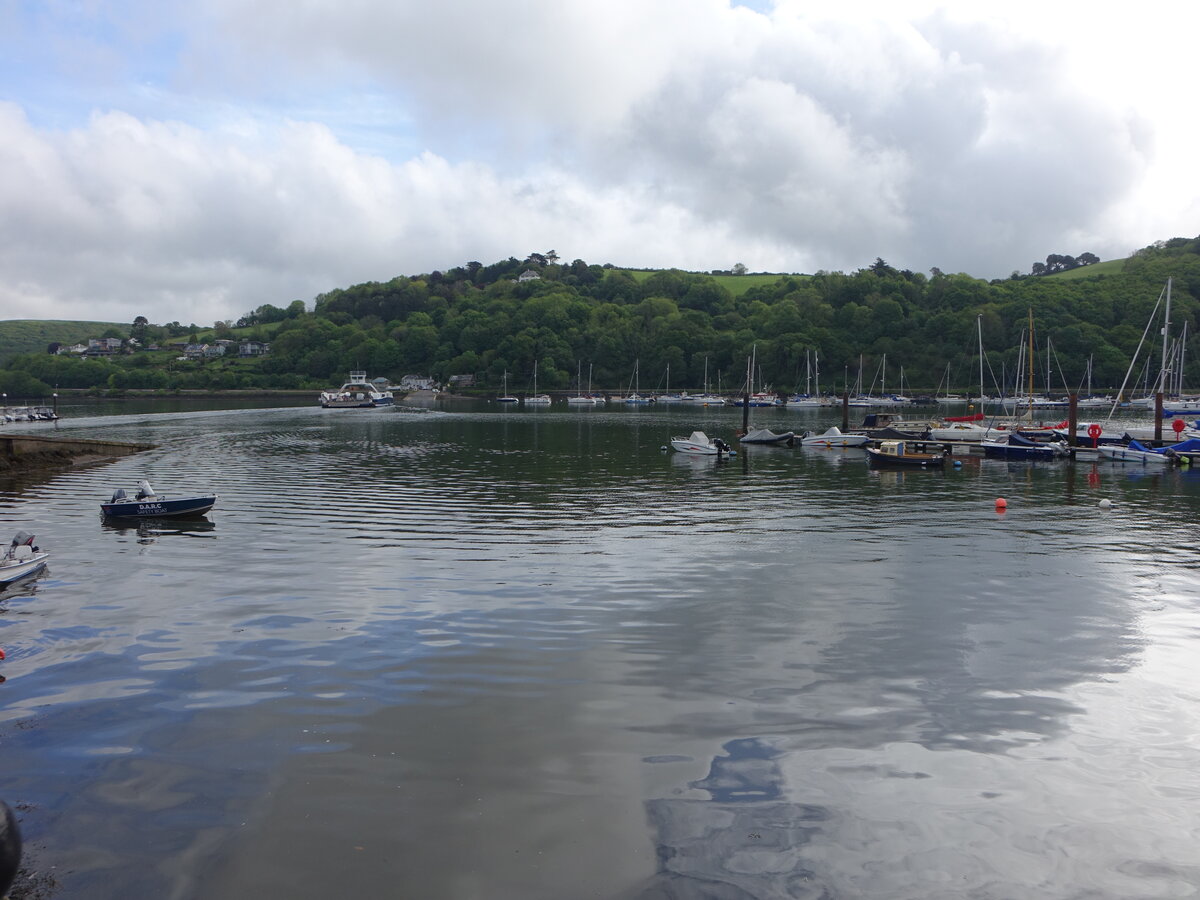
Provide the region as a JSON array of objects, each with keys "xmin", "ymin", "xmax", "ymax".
[
  {"xmin": 0, "ymin": 319, "xmax": 127, "ymax": 361},
  {"xmin": 1046, "ymin": 258, "xmax": 1126, "ymax": 280},
  {"xmin": 620, "ymin": 269, "xmax": 804, "ymax": 296}
]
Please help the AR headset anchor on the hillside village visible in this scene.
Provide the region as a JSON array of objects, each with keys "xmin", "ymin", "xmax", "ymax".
[{"xmin": 57, "ymin": 337, "xmax": 270, "ymax": 360}]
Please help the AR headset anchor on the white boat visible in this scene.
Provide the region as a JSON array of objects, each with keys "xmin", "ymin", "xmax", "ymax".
[
  {"xmin": 657, "ymin": 364, "xmax": 689, "ymax": 403},
  {"xmin": 566, "ymin": 362, "xmax": 599, "ymax": 405},
  {"xmin": 0, "ymin": 532, "xmax": 48, "ymax": 587},
  {"xmin": 319, "ymin": 371, "xmax": 394, "ymax": 408},
  {"xmin": 799, "ymin": 426, "xmax": 869, "ymax": 448},
  {"xmin": 497, "ymin": 370, "xmax": 518, "ymax": 403},
  {"xmin": 670, "ymin": 431, "xmax": 731, "ymax": 455},
  {"xmin": 927, "ymin": 422, "xmax": 990, "ymax": 442},
  {"xmin": 525, "ymin": 361, "xmax": 552, "ymax": 405},
  {"xmin": 1097, "ymin": 444, "xmax": 1173, "ymax": 465},
  {"xmin": 684, "ymin": 357, "xmax": 725, "ymax": 405},
  {"xmin": 786, "ymin": 349, "xmax": 824, "ymax": 407}
]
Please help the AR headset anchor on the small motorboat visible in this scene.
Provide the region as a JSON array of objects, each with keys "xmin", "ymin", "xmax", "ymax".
[
  {"xmin": 866, "ymin": 440, "xmax": 947, "ymax": 468},
  {"xmin": 981, "ymin": 432, "xmax": 1069, "ymax": 461},
  {"xmin": 799, "ymin": 426, "xmax": 869, "ymax": 448},
  {"xmin": 0, "ymin": 532, "xmax": 48, "ymax": 587},
  {"xmin": 738, "ymin": 428, "xmax": 795, "ymax": 445},
  {"xmin": 1096, "ymin": 440, "xmax": 1174, "ymax": 465},
  {"xmin": 670, "ymin": 431, "xmax": 732, "ymax": 455},
  {"xmin": 101, "ymin": 481, "xmax": 218, "ymax": 519}
]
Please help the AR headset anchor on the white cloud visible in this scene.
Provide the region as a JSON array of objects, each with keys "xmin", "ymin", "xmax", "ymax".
[{"xmin": 0, "ymin": 1, "xmax": 1194, "ymax": 323}]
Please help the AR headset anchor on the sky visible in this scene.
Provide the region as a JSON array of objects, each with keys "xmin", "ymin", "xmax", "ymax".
[{"xmin": 1, "ymin": 0, "xmax": 1197, "ymax": 326}]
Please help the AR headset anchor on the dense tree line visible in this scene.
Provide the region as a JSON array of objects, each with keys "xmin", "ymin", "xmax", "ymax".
[{"xmin": 4, "ymin": 240, "xmax": 1200, "ymax": 399}]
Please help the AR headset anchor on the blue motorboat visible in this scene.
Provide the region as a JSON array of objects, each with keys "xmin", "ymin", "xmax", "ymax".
[
  {"xmin": 981, "ymin": 431, "xmax": 1069, "ymax": 461},
  {"xmin": 101, "ymin": 481, "xmax": 217, "ymax": 519}
]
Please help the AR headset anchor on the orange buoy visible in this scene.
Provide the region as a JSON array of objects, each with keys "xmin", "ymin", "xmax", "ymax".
[{"xmin": 995, "ymin": 498, "xmax": 1007, "ymax": 510}]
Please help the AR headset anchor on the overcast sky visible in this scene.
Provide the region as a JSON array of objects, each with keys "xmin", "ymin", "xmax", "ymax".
[{"xmin": 1, "ymin": 0, "xmax": 1195, "ymax": 326}]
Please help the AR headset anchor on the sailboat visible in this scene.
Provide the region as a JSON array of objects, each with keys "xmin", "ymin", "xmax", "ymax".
[
  {"xmin": 733, "ymin": 344, "xmax": 778, "ymax": 406},
  {"xmin": 658, "ymin": 363, "xmax": 688, "ymax": 403},
  {"xmin": 623, "ymin": 360, "xmax": 650, "ymax": 404},
  {"xmin": 497, "ymin": 369, "xmax": 518, "ymax": 403},
  {"xmin": 566, "ymin": 361, "xmax": 599, "ymax": 405},
  {"xmin": 787, "ymin": 349, "xmax": 824, "ymax": 407},
  {"xmin": 525, "ymin": 360, "xmax": 552, "ymax": 405},
  {"xmin": 685, "ymin": 356, "xmax": 725, "ymax": 406}
]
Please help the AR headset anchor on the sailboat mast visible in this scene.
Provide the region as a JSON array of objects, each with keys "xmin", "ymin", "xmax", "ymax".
[
  {"xmin": 1161, "ymin": 276, "xmax": 1173, "ymax": 394},
  {"xmin": 1027, "ymin": 309, "xmax": 1035, "ymax": 417},
  {"xmin": 977, "ymin": 314, "xmax": 984, "ymax": 406},
  {"xmin": 1180, "ymin": 322, "xmax": 1188, "ymax": 396}
]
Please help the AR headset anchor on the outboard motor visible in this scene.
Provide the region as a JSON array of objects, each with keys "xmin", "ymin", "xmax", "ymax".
[
  {"xmin": 714, "ymin": 438, "xmax": 731, "ymax": 454},
  {"xmin": 111, "ymin": 488, "xmax": 127, "ymax": 503}
]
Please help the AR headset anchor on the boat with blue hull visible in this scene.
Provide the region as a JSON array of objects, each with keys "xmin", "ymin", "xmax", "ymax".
[
  {"xmin": 102, "ymin": 481, "xmax": 217, "ymax": 519},
  {"xmin": 981, "ymin": 432, "xmax": 1069, "ymax": 461}
]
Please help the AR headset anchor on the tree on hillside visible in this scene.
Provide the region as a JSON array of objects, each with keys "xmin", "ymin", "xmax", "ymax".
[
  {"xmin": 132, "ymin": 316, "xmax": 148, "ymax": 343},
  {"xmin": 732, "ymin": 263, "xmax": 747, "ymax": 276}
]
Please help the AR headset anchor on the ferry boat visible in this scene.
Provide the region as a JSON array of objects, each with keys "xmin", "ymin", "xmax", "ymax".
[{"xmin": 319, "ymin": 371, "xmax": 395, "ymax": 408}]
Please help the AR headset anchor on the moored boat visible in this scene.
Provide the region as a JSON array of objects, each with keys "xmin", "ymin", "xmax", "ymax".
[
  {"xmin": 102, "ymin": 481, "xmax": 218, "ymax": 519},
  {"xmin": 670, "ymin": 431, "xmax": 732, "ymax": 455},
  {"xmin": 1096, "ymin": 440, "xmax": 1174, "ymax": 465},
  {"xmin": 738, "ymin": 428, "xmax": 794, "ymax": 445},
  {"xmin": 0, "ymin": 532, "xmax": 48, "ymax": 587},
  {"xmin": 981, "ymin": 432, "xmax": 1069, "ymax": 461},
  {"xmin": 799, "ymin": 426, "xmax": 869, "ymax": 448},
  {"xmin": 866, "ymin": 440, "xmax": 948, "ymax": 468}
]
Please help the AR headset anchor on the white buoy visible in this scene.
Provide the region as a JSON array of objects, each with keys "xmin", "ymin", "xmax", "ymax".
[{"xmin": 1099, "ymin": 498, "xmax": 1113, "ymax": 509}]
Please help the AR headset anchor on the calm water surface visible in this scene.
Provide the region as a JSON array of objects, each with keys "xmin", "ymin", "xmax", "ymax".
[{"xmin": 3, "ymin": 400, "xmax": 1200, "ymax": 899}]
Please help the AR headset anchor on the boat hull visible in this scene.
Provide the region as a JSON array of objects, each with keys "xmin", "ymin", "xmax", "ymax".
[
  {"xmin": 0, "ymin": 552, "xmax": 48, "ymax": 587},
  {"xmin": 866, "ymin": 448, "xmax": 946, "ymax": 468},
  {"xmin": 101, "ymin": 495, "xmax": 218, "ymax": 518},
  {"xmin": 800, "ymin": 427, "xmax": 869, "ymax": 448},
  {"xmin": 980, "ymin": 442, "xmax": 1064, "ymax": 461},
  {"xmin": 1096, "ymin": 447, "xmax": 1172, "ymax": 465}
]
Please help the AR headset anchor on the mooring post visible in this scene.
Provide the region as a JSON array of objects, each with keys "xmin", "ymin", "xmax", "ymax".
[
  {"xmin": 842, "ymin": 392, "xmax": 849, "ymax": 431},
  {"xmin": 1068, "ymin": 394, "xmax": 1078, "ymax": 446},
  {"xmin": 742, "ymin": 393, "xmax": 750, "ymax": 435},
  {"xmin": 1155, "ymin": 392, "xmax": 1164, "ymax": 443}
]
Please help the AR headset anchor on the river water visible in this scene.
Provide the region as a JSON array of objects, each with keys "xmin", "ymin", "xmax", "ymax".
[{"xmin": 2, "ymin": 398, "xmax": 1200, "ymax": 899}]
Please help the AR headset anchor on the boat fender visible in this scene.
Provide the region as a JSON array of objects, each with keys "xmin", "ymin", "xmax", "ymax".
[
  {"xmin": 660, "ymin": 445, "xmax": 668, "ymax": 452},
  {"xmin": 952, "ymin": 460, "xmax": 962, "ymax": 468}
]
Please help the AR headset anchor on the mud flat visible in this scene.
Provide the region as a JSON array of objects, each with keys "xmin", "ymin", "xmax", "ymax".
[{"xmin": 0, "ymin": 434, "xmax": 152, "ymax": 472}]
